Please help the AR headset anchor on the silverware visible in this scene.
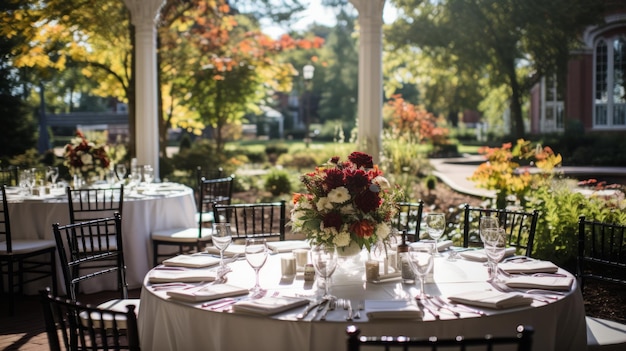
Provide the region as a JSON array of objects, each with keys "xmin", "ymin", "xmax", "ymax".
[
  {"xmin": 311, "ymin": 299, "xmax": 328, "ymax": 320},
  {"xmin": 297, "ymin": 299, "xmax": 326, "ymax": 320},
  {"xmin": 345, "ymin": 300, "xmax": 353, "ymax": 321},
  {"xmin": 415, "ymin": 296, "xmax": 440, "ymax": 319},
  {"xmin": 320, "ymin": 298, "xmax": 335, "ymax": 321},
  {"xmin": 428, "ymin": 294, "xmax": 486, "ymax": 316},
  {"xmin": 353, "ymin": 300, "xmax": 363, "ymax": 319},
  {"xmin": 426, "ymin": 295, "xmax": 460, "ymax": 317}
]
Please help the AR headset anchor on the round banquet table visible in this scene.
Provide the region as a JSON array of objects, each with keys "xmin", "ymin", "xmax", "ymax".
[
  {"xmin": 138, "ymin": 249, "xmax": 587, "ymax": 351},
  {"xmin": 6, "ymin": 183, "xmax": 197, "ymax": 295}
]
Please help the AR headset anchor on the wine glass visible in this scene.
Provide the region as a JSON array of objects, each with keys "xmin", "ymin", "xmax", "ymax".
[
  {"xmin": 311, "ymin": 245, "xmax": 338, "ymax": 299},
  {"xmin": 407, "ymin": 242, "xmax": 435, "ymax": 299},
  {"xmin": 483, "ymin": 227, "xmax": 507, "ymax": 282},
  {"xmin": 143, "ymin": 165, "xmax": 155, "ymax": 185},
  {"xmin": 212, "ymin": 223, "xmax": 233, "ymax": 281},
  {"xmin": 479, "ymin": 216, "xmax": 500, "ymax": 266},
  {"xmin": 116, "ymin": 164, "xmax": 127, "ymax": 181},
  {"xmin": 47, "ymin": 166, "xmax": 59, "ymax": 185},
  {"xmin": 425, "ymin": 213, "xmax": 445, "ymax": 256},
  {"xmin": 245, "ymin": 238, "xmax": 269, "ymax": 298}
]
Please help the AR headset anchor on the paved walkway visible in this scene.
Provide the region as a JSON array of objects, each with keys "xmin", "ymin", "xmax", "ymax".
[{"xmin": 430, "ymin": 154, "xmax": 626, "ymax": 199}]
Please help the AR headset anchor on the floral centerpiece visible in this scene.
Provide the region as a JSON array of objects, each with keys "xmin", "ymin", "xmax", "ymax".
[
  {"xmin": 291, "ymin": 151, "xmax": 402, "ymax": 256},
  {"xmin": 63, "ymin": 131, "xmax": 110, "ymax": 182}
]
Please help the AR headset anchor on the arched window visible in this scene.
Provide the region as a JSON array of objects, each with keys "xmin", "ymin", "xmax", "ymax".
[{"xmin": 594, "ymin": 37, "xmax": 626, "ymax": 129}]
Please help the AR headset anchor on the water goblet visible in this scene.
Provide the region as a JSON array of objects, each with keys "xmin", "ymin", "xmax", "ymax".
[
  {"xmin": 425, "ymin": 213, "xmax": 445, "ymax": 256},
  {"xmin": 407, "ymin": 242, "xmax": 435, "ymax": 299},
  {"xmin": 483, "ymin": 227, "xmax": 508, "ymax": 282},
  {"xmin": 143, "ymin": 165, "xmax": 155, "ymax": 185},
  {"xmin": 212, "ymin": 223, "xmax": 233, "ymax": 281},
  {"xmin": 245, "ymin": 238, "xmax": 269, "ymax": 298},
  {"xmin": 479, "ymin": 215, "xmax": 500, "ymax": 266},
  {"xmin": 311, "ymin": 245, "xmax": 338, "ymax": 299},
  {"xmin": 116, "ymin": 164, "xmax": 127, "ymax": 181},
  {"xmin": 47, "ymin": 166, "xmax": 59, "ymax": 185}
]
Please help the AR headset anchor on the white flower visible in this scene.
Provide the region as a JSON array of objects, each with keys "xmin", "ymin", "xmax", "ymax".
[
  {"xmin": 372, "ymin": 176, "xmax": 391, "ymax": 189},
  {"xmin": 80, "ymin": 153, "xmax": 94, "ymax": 165},
  {"xmin": 316, "ymin": 197, "xmax": 333, "ymax": 212},
  {"xmin": 375, "ymin": 223, "xmax": 391, "ymax": 240},
  {"xmin": 327, "ymin": 186, "xmax": 350, "ymax": 203},
  {"xmin": 333, "ymin": 231, "xmax": 351, "ymax": 247}
]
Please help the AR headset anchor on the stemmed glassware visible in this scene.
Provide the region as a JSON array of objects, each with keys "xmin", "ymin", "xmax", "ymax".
[
  {"xmin": 483, "ymin": 227, "xmax": 508, "ymax": 282},
  {"xmin": 116, "ymin": 164, "xmax": 127, "ymax": 181},
  {"xmin": 46, "ymin": 166, "xmax": 59, "ymax": 185},
  {"xmin": 425, "ymin": 213, "xmax": 445, "ymax": 256},
  {"xmin": 245, "ymin": 238, "xmax": 269, "ymax": 298},
  {"xmin": 143, "ymin": 165, "xmax": 154, "ymax": 185},
  {"xmin": 407, "ymin": 242, "xmax": 435, "ymax": 299},
  {"xmin": 479, "ymin": 216, "xmax": 500, "ymax": 266},
  {"xmin": 311, "ymin": 245, "xmax": 338, "ymax": 299},
  {"xmin": 212, "ymin": 223, "xmax": 233, "ymax": 282}
]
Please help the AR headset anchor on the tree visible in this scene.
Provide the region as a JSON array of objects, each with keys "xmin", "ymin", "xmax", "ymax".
[{"xmin": 387, "ymin": 0, "xmax": 604, "ymax": 138}]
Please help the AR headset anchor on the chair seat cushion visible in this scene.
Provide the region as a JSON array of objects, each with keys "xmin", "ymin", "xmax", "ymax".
[
  {"xmin": 195, "ymin": 211, "xmax": 215, "ymax": 223},
  {"xmin": 0, "ymin": 239, "xmax": 56, "ymax": 255},
  {"xmin": 587, "ymin": 316, "xmax": 626, "ymax": 350},
  {"xmin": 78, "ymin": 298, "xmax": 141, "ymax": 329},
  {"xmin": 152, "ymin": 227, "xmax": 212, "ymax": 243}
]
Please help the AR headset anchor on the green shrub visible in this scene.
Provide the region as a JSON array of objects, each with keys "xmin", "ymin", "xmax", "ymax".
[
  {"xmin": 264, "ymin": 169, "xmax": 293, "ymax": 196},
  {"xmin": 278, "ymin": 152, "xmax": 318, "ymax": 171}
]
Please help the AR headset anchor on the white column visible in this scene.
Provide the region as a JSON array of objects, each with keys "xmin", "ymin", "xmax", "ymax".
[
  {"xmin": 124, "ymin": 0, "xmax": 164, "ymax": 178},
  {"xmin": 349, "ymin": 0, "xmax": 385, "ymax": 163}
]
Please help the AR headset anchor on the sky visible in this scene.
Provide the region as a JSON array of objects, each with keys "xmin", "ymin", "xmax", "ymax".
[{"xmin": 261, "ymin": 0, "xmax": 398, "ymax": 38}]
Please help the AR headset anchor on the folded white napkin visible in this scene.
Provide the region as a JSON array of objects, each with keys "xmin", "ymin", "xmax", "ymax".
[
  {"xmin": 460, "ymin": 247, "xmax": 516, "ymax": 262},
  {"xmin": 232, "ymin": 296, "xmax": 309, "ymax": 316},
  {"xmin": 148, "ymin": 268, "xmax": 217, "ymax": 283},
  {"xmin": 365, "ymin": 300, "xmax": 424, "ymax": 320},
  {"xmin": 266, "ymin": 240, "xmax": 310, "ymax": 253},
  {"xmin": 499, "ymin": 260, "xmax": 559, "ymax": 274},
  {"xmin": 206, "ymin": 244, "xmax": 246, "ymax": 257},
  {"xmin": 448, "ymin": 290, "xmax": 533, "ymax": 309},
  {"xmin": 162, "ymin": 254, "xmax": 221, "ymax": 268},
  {"xmin": 504, "ymin": 276, "xmax": 574, "ymax": 291},
  {"xmin": 166, "ymin": 283, "xmax": 248, "ymax": 302}
]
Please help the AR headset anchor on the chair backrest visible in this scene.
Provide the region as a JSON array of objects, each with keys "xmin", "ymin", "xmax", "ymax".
[
  {"xmin": 577, "ymin": 215, "xmax": 626, "ymax": 291},
  {"xmin": 40, "ymin": 287, "xmax": 140, "ymax": 351},
  {"xmin": 196, "ymin": 166, "xmax": 224, "ymax": 205},
  {"xmin": 52, "ymin": 213, "xmax": 128, "ymax": 301},
  {"xmin": 0, "ymin": 185, "xmax": 14, "ymax": 253},
  {"xmin": 346, "ymin": 324, "xmax": 533, "ymax": 351},
  {"xmin": 213, "ymin": 200, "xmax": 286, "ymax": 241},
  {"xmin": 462, "ymin": 204, "xmax": 539, "ymax": 257},
  {"xmin": 0, "ymin": 166, "xmax": 19, "ymax": 186},
  {"xmin": 197, "ymin": 176, "xmax": 235, "ymax": 228},
  {"xmin": 67, "ymin": 185, "xmax": 124, "ymax": 223},
  {"xmin": 392, "ymin": 201, "xmax": 424, "ymax": 241}
]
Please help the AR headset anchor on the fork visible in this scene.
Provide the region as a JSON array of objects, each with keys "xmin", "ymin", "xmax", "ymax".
[
  {"xmin": 320, "ymin": 298, "xmax": 335, "ymax": 321},
  {"xmin": 353, "ymin": 300, "xmax": 363, "ymax": 319}
]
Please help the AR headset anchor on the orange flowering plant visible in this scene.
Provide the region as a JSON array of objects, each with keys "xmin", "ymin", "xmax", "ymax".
[{"xmin": 290, "ymin": 152, "xmax": 402, "ymax": 255}]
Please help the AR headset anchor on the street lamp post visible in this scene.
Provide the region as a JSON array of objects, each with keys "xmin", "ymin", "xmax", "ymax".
[{"xmin": 302, "ymin": 64, "xmax": 315, "ymax": 148}]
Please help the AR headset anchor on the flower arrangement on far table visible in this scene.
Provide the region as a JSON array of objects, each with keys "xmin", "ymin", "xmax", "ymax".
[
  {"xmin": 63, "ymin": 131, "xmax": 111, "ymax": 182},
  {"xmin": 291, "ymin": 151, "xmax": 402, "ymax": 255}
]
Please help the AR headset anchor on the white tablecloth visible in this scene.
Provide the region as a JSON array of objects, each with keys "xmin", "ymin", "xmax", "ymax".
[
  {"xmin": 138, "ymin": 250, "xmax": 587, "ymax": 351},
  {"xmin": 7, "ymin": 185, "xmax": 197, "ymax": 294}
]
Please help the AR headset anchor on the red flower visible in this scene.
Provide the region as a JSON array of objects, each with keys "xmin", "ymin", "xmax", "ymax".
[
  {"xmin": 324, "ymin": 168, "xmax": 345, "ymax": 190},
  {"xmin": 323, "ymin": 211, "xmax": 343, "ymax": 231},
  {"xmin": 348, "ymin": 151, "xmax": 373, "ymax": 169},
  {"xmin": 350, "ymin": 219, "xmax": 376, "ymax": 238},
  {"xmin": 354, "ymin": 189, "xmax": 381, "ymax": 213},
  {"xmin": 345, "ymin": 169, "xmax": 368, "ymax": 192}
]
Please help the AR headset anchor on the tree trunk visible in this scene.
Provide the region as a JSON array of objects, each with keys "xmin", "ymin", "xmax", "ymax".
[{"xmin": 507, "ymin": 62, "xmax": 525, "ymax": 139}]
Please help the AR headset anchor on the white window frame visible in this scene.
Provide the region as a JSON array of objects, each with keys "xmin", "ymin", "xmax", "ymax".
[{"xmin": 593, "ymin": 36, "xmax": 626, "ymax": 130}]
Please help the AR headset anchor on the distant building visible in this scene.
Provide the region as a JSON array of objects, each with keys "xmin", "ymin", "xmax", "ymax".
[{"xmin": 530, "ymin": 3, "xmax": 626, "ymax": 134}]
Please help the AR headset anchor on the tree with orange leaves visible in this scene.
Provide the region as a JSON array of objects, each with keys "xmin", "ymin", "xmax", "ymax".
[
  {"xmin": 383, "ymin": 94, "xmax": 449, "ymax": 145},
  {"xmin": 159, "ymin": 0, "xmax": 323, "ymax": 152}
]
